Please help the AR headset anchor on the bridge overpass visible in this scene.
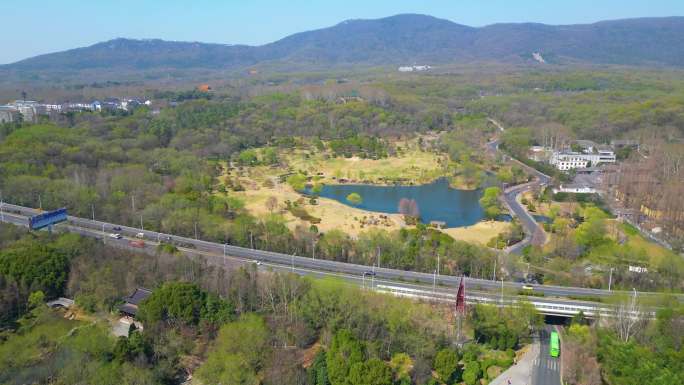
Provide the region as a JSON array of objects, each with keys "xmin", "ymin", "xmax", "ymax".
[{"xmin": 1, "ymin": 202, "xmax": 669, "ymax": 318}]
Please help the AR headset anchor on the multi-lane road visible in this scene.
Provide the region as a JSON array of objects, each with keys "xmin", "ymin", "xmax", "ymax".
[{"xmin": 0, "ymin": 202, "xmax": 673, "ymax": 305}]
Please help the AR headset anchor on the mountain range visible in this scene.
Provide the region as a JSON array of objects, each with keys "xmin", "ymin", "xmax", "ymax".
[{"xmin": 4, "ymin": 14, "xmax": 684, "ymax": 72}]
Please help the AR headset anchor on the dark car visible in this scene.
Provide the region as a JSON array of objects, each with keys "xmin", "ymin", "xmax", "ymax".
[
  {"xmin": 113, "ymin": 226, "xmax": 122, "ymax": 231},
  {"xmin": 363, "ymin": 271, "xmax": 377, "ymax": 276}
]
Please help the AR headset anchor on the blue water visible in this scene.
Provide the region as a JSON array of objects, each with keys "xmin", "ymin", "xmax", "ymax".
[{"xmin": 305, "ymin": 178, "xmax": 486, "ymax": 228}]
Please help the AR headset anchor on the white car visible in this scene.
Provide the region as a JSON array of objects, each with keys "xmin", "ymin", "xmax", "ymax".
[
  {"xmin": 522, "ymin": 284, "xmax": 534, "ymax": 290},
  {"xmin": 109, "ymin": 233, "xmax": 123, "ymax": 239},
  {"xmin": 136, "ymin": 232, "xmax": 145, "ymax": 239},
  {"xmin": 253, "ymin": 260, "xmax": 262, "ymax": 266}
]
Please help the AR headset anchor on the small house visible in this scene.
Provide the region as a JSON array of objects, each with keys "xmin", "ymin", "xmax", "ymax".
[{"xmin": 118, "ymin": 288, "xmax": 152, "ymax": 317}]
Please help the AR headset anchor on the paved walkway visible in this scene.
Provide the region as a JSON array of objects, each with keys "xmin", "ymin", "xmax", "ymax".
[{"xmin": 489, "ymin": 341, "xmax": 539, "ymax": 385}]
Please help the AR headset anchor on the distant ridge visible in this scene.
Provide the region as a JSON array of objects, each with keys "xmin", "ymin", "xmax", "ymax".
[{"xmin": 4, "ymin": 14, "xmax": 684, "ymax": 71}]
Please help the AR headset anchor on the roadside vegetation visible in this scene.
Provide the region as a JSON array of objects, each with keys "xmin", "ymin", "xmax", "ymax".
[{"xmin": 0, "ymin": 227, "xmax": 538, "ymax": 384}]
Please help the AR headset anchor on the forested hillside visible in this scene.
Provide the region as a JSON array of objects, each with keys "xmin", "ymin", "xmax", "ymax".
[
  {"xmin": 0, "ymin": 227, "xmax": 536, "ymax": 384},
  {"xmin": 1, "ymin": 70, "xmax": 682, "ymax": 290},
  {"xmin": 5, "ymin": 15, "xmax": 684, "ymax": 74}
]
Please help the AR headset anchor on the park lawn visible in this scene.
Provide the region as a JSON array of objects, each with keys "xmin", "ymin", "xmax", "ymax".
[
  {"xmin": 443, "ymin": 221, "xmax": 511, "ymax": 245},
  {"xmin": 585, "ymin": 221, "xmax": 676, "ymax": 269},
  {"xmin": 619, "ymin": 222, "xmax": 677, "ymax": 267},
  {"xmin": 232, "ymin": 179, "xmax": 406, "ymax": 237},
  {"xmin": 284, "ymin": 146, "xmax": 449, "ymax": 186}
]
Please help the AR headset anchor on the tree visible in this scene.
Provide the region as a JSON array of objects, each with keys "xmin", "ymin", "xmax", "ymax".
[
  {"xmin": 462, "ymin": 361, "xmax": 481, "ymax": 385},
  {"xmin": 262, "ymin": 147, "xmax": 279, "ymax": 165},
  {"xmin": 237, "ymin": 149, "xmax": 259, "ymax": 166},
  {"xmin": 265, "ymin": 196, "xmax": 278, "ymax": 213},
  {"xmin": 286, "ymin": 174, "xmax": 307, "ymax": 191},
  {"xmin": 196, "ymin": 314, "xmax": 269, "ymax": 385},
  {"xmin": 574, "ymin": 208, "xmax": 608, "ymax": 250},
  {"xmin": 326, "ymin": 329, "xmax": 364, "ymax": 385},
  {"xmin": 612, "ymin": 293, "xmax": 645, "ymax": 342},
  {"xmin": 389, "ymin": 353, "xmax": 413, "ymax": 383},
  {"xmin": 137, "ymin": 282, "xmax": 233, "ymax": 326},
  {"xmin": 309, "ymin": 350, "xmax": 330, "ymax": 385},
  {"xmin": 28, "ymin": 290, "xmax": 45, "ymax": 309},
  {"xmin": 434, "ymin": 348, "xmax": 459, "ymax": 383},
  {"xmin": 398, "ymin": 198, "xmax": 420, "ymax": 218},
  {"xmin": 479, "ymin": 187, "xmax": 502, "ymax": 220},
  {"xmin": 346, "ymin": 193, "xmax": 363, "ymax": 205},
  {"xmin": 348, "ymin": 359, "xmax": 392, "ymax": 385}
]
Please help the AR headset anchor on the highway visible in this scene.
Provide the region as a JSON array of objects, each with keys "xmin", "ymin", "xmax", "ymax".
[{"xmin": 0, "ymin": 202, "xmax": 673, "ymax": 306}]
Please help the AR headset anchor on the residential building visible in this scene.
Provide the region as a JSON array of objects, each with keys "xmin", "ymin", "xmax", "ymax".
[{"xmin": 118, "ymin": 287, "xmax": 152, "ymax": 318}]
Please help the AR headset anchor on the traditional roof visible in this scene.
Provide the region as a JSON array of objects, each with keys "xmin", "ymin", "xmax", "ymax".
[
  {"xmin": 118, "ymin": 288, "xmax": 152, "ymax": 316},
  {"xmin": 124, "ymin": 288, "xmax": 152, "ymax": 305}
]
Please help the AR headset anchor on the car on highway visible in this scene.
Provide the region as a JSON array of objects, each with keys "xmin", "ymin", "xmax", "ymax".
[
  {"xmin": 252, "ymin": 260, "xmax": 262, "ymax": 266},
  {"xmin": 363, "ymin": 271, "xmax": 377, "ymax": 276},
  {"xmin": 136, "ymin": 232, "xmax": 145, "ymax": 239},
  {"xmin": 109, "ymin": 233, "xmax": 123, "ymax": 239},
  {"xmin": 112, "ymin": 226, "xmax": 122, "ymax": 231},
  {"xmin": 522, "ymin": 284, "xmax": 534, "ymax": 290}
]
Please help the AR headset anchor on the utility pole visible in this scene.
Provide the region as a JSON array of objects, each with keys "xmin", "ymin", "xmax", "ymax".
[
  {"xmin": 312, "ymin": 239, "xmax": 316, "ymax": 259},
  {"xmin": 291, "ymin": 253, "xmax": 295, "ymax": 272},
  {"xmin": 250, "ymin": 231, "xmax": 254, "ymax": 249},
  {"xmin": 493, "ymin": 257, "xmax": 497, "ymax": 281},
  {"xmin": 608, "ymin": 267, "xmax": 614, "ymax": 291},
  {"xmin": 140, "ymin": 215, "xmax": 143, "ymax": 230},
  {"xmin": 194, "ymin": 221, "xmax": 198, "ymax": 240},
  {"xmin": 131, "ymin": 194, "xmax": 135, "ymax": 212},
  {"xmin": 223, "ymin": 243, "xmax": 227, "ymax": 257},
  {"xmin": 500, "ymin": 279, "xmax": 504, "ymax": 308},
  {"xmin": 38, "ymin": 194, "xmax": 42, "ymax": 210},
  {"xmin": 91, "ymin": 204, "xmax": 95, "ymax": 221},
  {"xmin": 433, "ymin": 269, "xmax": 437, "ymax": 293}
]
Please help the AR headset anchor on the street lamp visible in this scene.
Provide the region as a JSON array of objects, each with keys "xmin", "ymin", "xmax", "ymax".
[
  {"xmin": 433, "ymin": 269, "xmax": 437, "ymax": 293},
  {"xmin": 608, "ymin": 267, "xmax": 614, "ymax": 291}
]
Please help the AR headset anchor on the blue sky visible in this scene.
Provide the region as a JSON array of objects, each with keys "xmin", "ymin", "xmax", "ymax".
[{"xmin": 2, "ymin": 0, "xmax": 683, "ymax": 64}]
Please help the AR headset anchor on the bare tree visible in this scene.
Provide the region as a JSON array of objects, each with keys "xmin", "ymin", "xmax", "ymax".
[
  {"xmin": 613, "ymin": 291, "xmax": 646, "ymax": 342},
  {"xmin": 398, "ymin": 198, "xmax": 420, "ymax": 218},
  {"xmin": 265, "ymin": 196, "xmax": 278, "ymax": 213}
]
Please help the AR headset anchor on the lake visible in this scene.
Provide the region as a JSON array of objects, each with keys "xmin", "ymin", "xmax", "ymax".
[{"xmin": 305, "ymin": 178, "xmax": 486, "ymax": 228}]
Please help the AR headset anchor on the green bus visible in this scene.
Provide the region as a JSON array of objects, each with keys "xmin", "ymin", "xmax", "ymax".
[{"xmin": 550, "ymin": 331, "xmax": 560, "ymax": 357}]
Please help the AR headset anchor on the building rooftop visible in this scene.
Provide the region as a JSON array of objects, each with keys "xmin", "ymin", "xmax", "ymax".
[{"xmin": 124, "ymin": 287, "xmax": 152, "ymax": 305}]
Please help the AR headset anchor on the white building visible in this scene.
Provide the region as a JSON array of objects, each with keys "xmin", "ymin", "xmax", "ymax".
[
  {"xmin": 552, "ymin": 184, "xmax": 597, "ymax": 194},
  {"xmin": 550, "ymin": 140, "xmax": 616, "ymax": 171},
  {"xmin": 398, "ymin": 65, "xmax": 432, "ymax": 72}
]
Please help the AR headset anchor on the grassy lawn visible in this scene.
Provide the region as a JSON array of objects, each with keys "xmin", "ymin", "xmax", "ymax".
[
  {"xmin": 284, "ymin": 145, "xmax": 449, "ymax": 186},
  {"xmin": 443, "ymin": 221, "xmax": 511, "ymax": 245},
  {"xmin": 0, "ymin": 309, "xmax": 83, "ymax": 373}
]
